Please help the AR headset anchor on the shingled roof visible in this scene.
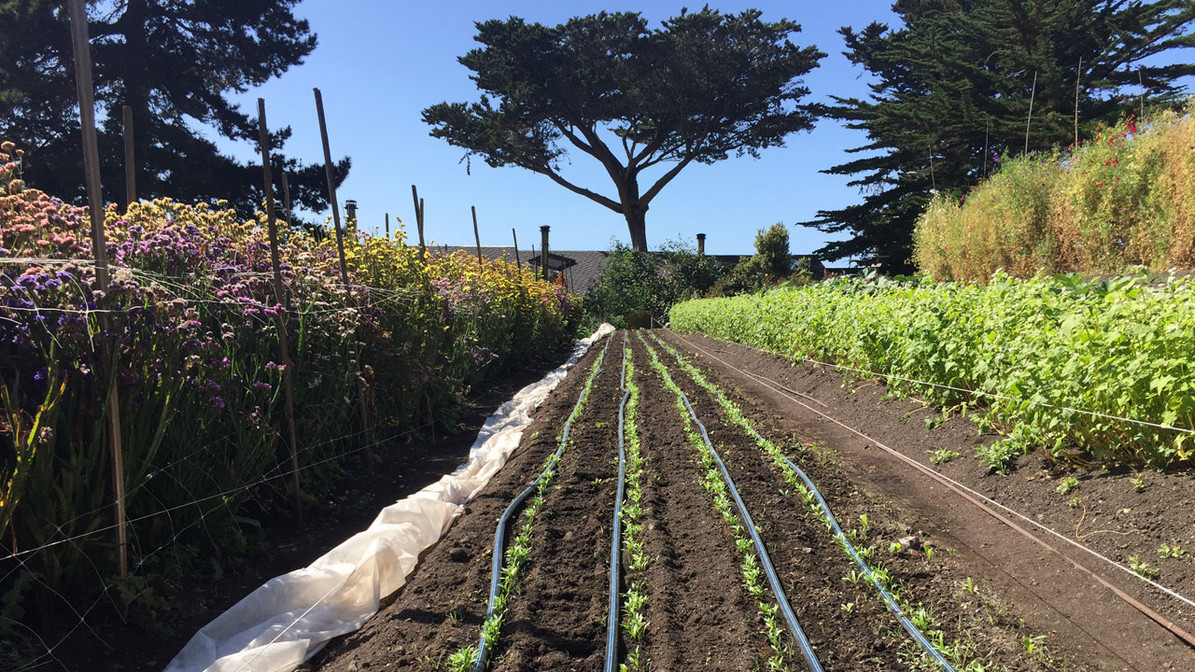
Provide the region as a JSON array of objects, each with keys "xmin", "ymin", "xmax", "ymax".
[{"xmin": 436, "ymin": 246, "xmax": 610, "ymax": 293}]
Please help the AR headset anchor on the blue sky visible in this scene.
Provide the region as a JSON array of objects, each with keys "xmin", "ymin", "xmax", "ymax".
[{"xmin": 226, "ymin": 1, "xmax": 901, "ymax": 258}]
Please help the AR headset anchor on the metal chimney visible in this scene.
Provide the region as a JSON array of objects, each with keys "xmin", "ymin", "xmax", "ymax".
[{"xmin": 697, "ymin": 232, "xmax": 706, "ymax": 256}]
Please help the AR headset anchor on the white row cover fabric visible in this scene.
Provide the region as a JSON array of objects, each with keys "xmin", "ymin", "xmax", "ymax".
[{"xmin": 166, "ymin": 324, "xmax": 615, "ymax": 672}]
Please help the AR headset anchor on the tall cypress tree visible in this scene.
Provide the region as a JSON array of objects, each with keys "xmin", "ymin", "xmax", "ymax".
[
  {"xmin": 804, "ymin": 0, "xmax": 1195, "ymax": 272},
  {"xmin": 0, "ymin": 0, "xmax": 348, "ymax": 217}
]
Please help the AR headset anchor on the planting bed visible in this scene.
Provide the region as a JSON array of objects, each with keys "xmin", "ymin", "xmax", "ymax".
[{"xmin": 302, "ymin": 330, "xmax": 1105, "ymax": 672}]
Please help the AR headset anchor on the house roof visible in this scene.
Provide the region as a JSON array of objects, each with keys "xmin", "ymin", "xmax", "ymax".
[{"xmin": 435, "ymin": 246, "xmax": 610, "ymax": 292}]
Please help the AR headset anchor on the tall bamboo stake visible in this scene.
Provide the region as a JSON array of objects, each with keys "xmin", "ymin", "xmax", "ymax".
[
  {"xmin": 257, "ymin": 99, "xmax": 303, "ymax": 520},
  {"xmin": 1075, "ymin": 57, "xmax": 1082, "ymax": 148},
  {"xmin": 314, "ymin": 88, "xmax": 348, "ymax": 284},
  {"xmin": 385, "ymin": 212, "xmax": 390, "ymax": 238},
  {"xmin": 411, "ymin": 185, "xmax": 426, "ymax": 258},
  {"xmin": 122, "ymin": 105, "xmax": 135, "ymax": 211},
  {"xmin": 512, "ymin": 228, "xmax": 521, "ymax": 270},
  {"xmin": 69, "ymin": 0, "xmax": 127, "ymax": 578},
  {"xmin": 281, "ymin": 172, "xmax": 293, "ymax": 228},
  {"xmin": 1025, "ymin": 70, "xmax": 1037, "ymax": 156},
  {"xmin": 472, "ymin": 206, "xmax": 482, "ymax": 267}
]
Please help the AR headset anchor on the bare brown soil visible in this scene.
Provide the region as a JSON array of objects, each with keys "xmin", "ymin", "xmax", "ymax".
[
  {"xmin": 659, "ymin": 329, "xmax": 1195, "ymax": 671},
  {"xmin": 304, "ymin": 330, "xmax": 1093, "ymax": 671},
  {"xmin": 39, "ymin": 325, "xmax": 1195, "ymax": 672}
]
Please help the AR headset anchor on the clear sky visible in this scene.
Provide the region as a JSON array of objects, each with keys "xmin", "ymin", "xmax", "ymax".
[{"xmin": 224, "ymin": 1, "xmax": 901, "ymax": 258}]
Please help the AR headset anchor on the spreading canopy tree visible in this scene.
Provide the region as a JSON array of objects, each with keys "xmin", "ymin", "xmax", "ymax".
[
  {"xmin": 423, "ymin": 8, "xmax": 825, "ymax": 251},
  {"xmin": 802, "ymin": 0, "xmax": 1195, "ymax": 272},
  {"xmin": 0, "ymin": 0, "xmax": 348, "ymax": 218}
]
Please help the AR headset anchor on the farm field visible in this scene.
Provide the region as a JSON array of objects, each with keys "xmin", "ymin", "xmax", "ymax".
[{"xmin": 286, "ymin": 328, "xmax": 1195, "ymax": 672}]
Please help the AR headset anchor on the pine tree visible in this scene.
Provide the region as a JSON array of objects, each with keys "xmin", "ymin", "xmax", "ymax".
[
  {"xmin": 803, "ymin": 0, "xmax": 1195, "ymax": 272},
  {"xmin": 0, "ymin": 0, "xmax": 348, "ymax": 216}
]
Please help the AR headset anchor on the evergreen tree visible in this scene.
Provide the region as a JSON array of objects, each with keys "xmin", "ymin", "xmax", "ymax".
[
  {"xmin": 0, "ymin": 0, "xmax": 348, "ymax": 216},
  {"xmin": 803, "ymin": 0, "xmax": 1195, "ymax": 272},
  {"xmin": 424, "ymin": 9, "xmax": 824, "ymax": 251}
]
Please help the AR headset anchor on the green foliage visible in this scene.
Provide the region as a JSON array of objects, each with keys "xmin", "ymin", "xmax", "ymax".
[
  {"xmin": 726, "ymin": 223, "xmax": 800, "ymax": 293},
  {"xmin": 583, "ymin": 240, "xmax": 726, "ymax": 327},
  {"xmin": 916, "ymin": 105, "xmax": 1195, "ymax": 281},
  {"xmin": 670, "ymin": 272, "xmax": 1195, "ymax": 469},
  {"xmin": 1129, "ymin": 555, "xmax": 1159, "ymax": 580},
  {"xmin": 1055, "ymin": 477, "xmax": 1080, "ymax": 496},
  {"xmin": 801, "ymin": 0, "xmax": 1195, "ymax": 271},
  {"xmin": 423, "ymin": 9, "xmax": 824, "ymax": 250},
  {"xmin": 0, "ymin": 0, "xmax": 344, "ymax": 218}
]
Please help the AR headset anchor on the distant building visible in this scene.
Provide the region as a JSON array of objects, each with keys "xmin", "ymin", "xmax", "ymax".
[{"xmin": 437, "ymin": 239, "xmax": 828, "ymax": 291}]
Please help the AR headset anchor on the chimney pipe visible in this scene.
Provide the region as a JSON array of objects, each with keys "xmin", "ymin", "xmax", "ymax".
[
  {"xmin": 345, "ymin": 199, "xmax": 357, "ymax": 231},
  {"xmin": 540, "ymin": 225, "xmax": 550, "ymax": 281},
  {"xmin": 697, "ymin": 232, "xmax": 706, "ymax": 256}
]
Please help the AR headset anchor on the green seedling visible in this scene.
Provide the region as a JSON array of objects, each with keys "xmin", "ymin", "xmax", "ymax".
[
  {"xmin": 1130, "ymin": 472, "xmax": 1146, "ymax": 492},
  {"xmin": 961, "ymin": 576, "xmax": 978, "ymax": 595},
  {"xmin": 928, "ymin": 447, "xmax": 961, "ymax": 464},
  {"xmin": 1158, "ymin": 543, "xmax": 1186, "ymax": 559},
  {"xmin": 1129, "ymin": 555, "xmax": 1159, "ymax": 579},
  {"xmin": 1067, "ymin": 496, "xmax": 1082, "ymax": 508},
  {"xmin": 1056, "ymin": 476, "xmax": 1080, "ymax": 496}
]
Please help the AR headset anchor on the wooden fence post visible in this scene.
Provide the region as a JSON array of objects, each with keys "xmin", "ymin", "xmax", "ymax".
[
  {"xmin": 257, "ymin": 99, "xmax": 303, "ymax": 520},
  {"xmin": 540, "ymin": 225, "xmax": 550, "ymax": 281},
  {"xmin": 472, "ymin": 206, "xmax": 482, "ymax": 267},
  {"xmin": 385, "ymin": 212, "xmax": 390, "ymax": 238},
  {"xmin": 512, "ymin": 228, "xmax": 521, "ymax": 270},
  {"xmin": 68, "ymin": 0, "xmax": 127, "ymax": 578},
  {"xmin": 313, "ymin": 88, "xmax": 349, "ymax": 284},
  {"xmin": 122, "ymin": 105, "xmax": 135, "ymax": 211}
]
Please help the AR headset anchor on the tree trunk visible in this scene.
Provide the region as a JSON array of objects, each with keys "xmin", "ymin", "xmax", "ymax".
[{"xmin": 625, "ymin": 205, "xmax": 648, "ymax": 252}]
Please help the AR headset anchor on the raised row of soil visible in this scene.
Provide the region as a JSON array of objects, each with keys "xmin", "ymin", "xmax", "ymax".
[{"xmin": 303, "ymin": 330, "xmax": 1059, "ymax": 671}]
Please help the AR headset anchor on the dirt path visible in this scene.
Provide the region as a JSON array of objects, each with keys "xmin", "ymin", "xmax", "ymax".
[{"xmin": 660, "ymin": 329, "xmax": 1195, "ymax": 671}]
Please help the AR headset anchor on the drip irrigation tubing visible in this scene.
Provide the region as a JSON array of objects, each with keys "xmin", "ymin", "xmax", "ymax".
[
  {"xmin": 677, "ymin": 392, "xmax": 824, "ymax": 672},
  {"xmin": 472, "ymin": 333, "xmax": 612, "ymax": 672},
  {"xmin": 653, "ymin": 332, "xmax": 956, "ymax": 670},
  {"xmin": 669, "ymin": 330, "xmax": 1195, "ymax": 651},
  {"xmin": 605, "ymin": 333, "xmax": 630, "ymax": 672}
]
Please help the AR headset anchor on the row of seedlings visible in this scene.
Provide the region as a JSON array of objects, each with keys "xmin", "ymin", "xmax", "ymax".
[
  {"xmin": 640, "ymin": 333, "xmax": 820, "ymax": 672},
  {"xmin": 653, "ymin": 332, "xmax": 999, "ymax": 670},
  {"xmin": 613, "ymin": 337, "xmax": 650, "ymax": 671},
  {"xmin": 451, "ymin": 334, "xmax": 614, "ymax": 672}
]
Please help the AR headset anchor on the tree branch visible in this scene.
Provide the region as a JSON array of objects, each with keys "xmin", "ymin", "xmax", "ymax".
[
  {"xmin": 640, "ymin": 153, "xmax": 695, "ymax": 206},
  {"xmin": 527, "ymin": 163, "xmax": 623, "ymax": 212}
]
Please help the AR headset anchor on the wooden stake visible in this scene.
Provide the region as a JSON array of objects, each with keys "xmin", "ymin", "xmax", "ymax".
[
  {"xmin": 540, "ymin": 225, "xmax": 550, "ymax": 281},
  {"xmin": 1025, "ymin": 70, "xmax": 1037, "ymax": 156},
  {"xmin": 257, "ymin": 99, "xmax": 303, "ymax": 521},
  {"xmin": 122, "ymin": 105, "xmax": 135, "ymax": 211},
  {"xmin": 472, "ymin": 206, "xmax": 482, "ymax": 267},
  {"xmin": 1074, "ymin": 57, "xmax": 1082, "ymax": 148},
  {"xmin": 69, "ymin": 0, "xmax": 126, "ymax": 579},
  {"xmin": 411, "ymin": 185, "xmax": 426, "ymax": 259},
  {"xmin": 385, "ymin": 212, "xmax": 390, "ymax": 238},
  {"xmin": 512, "ymin": 228, "xmax": 521, "ymax": 270},
  {"xmin": 1138, "ymin": 68, "xmax": 1145, "ymax": 121},
  {"xmin": 313, "ymin": 88, "xmax": 349, "ymax": 284},
  {"xmin": 281, "ymin": 172, "xmax": 292, "ymax": 229}
]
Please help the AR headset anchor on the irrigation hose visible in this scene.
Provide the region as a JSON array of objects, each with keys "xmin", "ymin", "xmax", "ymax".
[
  {"xmin": 671, "ymin": 330, "xmax": 1195, "ymax": 654},
  {"xmin": 472, "ymin": 334, "xmax": 613, "ymax": 672},
  {"xmin": 653, "ymin": 332, "xmax": 956, "ymax": 669},
  {"xmin": 605, "ymin": 333, "xmax": 631, "ymax": 672},
  {"xmin": 678, "ymin": 393, "xmax": 825, "ymax": 672}
]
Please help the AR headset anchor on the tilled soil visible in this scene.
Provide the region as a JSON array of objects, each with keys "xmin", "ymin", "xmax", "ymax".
[
  {"xmin": 658, "ymin": 329, "xmax": 1195, "ymax": 671},
  {"xmin": 307, "ymin": 330, "xmax": 1081, "ymax": 671}
]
